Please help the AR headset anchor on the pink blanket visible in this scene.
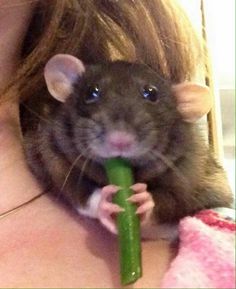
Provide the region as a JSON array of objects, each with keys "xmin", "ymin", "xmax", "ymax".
[{"xmin": 161, "ymin": 209, "xmax": 235, "ymax": 288}]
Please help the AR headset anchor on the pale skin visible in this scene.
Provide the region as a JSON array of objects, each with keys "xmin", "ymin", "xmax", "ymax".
[{"xmin": 0, "ymin": 1, "xmax": 212, "ymax": 287}]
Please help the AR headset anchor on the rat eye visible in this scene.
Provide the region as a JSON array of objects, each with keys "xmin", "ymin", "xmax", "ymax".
[
  {"xmin": 85, "ymin": 85, "xmax": 101, "ymax": 104},
  {"xmin": 142, "ymin": 85, "xmax": 159, "ymax": 102}
]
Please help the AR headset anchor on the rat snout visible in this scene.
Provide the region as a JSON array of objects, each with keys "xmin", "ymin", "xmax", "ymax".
[{"xmin": 106, "ymin": 131, "xmax": 136, "ymax": 154}]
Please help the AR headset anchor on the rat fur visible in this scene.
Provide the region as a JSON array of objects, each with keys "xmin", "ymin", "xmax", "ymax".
[{"xmin": 23, "ymin": 57, "xmax": 233, "ymax": 226}]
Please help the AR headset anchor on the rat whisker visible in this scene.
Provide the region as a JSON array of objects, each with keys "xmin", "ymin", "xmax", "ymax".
[
  {"xmin": 151, "ymin": 150, "xmax": 191, "ymax": 189},
  {"xmin": 73, "ymin": 135, "xmax": 99, "ymax": 141},
  {"xmin": 75, "ymin": 120, "xmax": 95, "ymax": 129},
  {"xmin": 21, "ymin": 103, "xmax": 53, "ymax": 125},
  {"xmin": 77, "ymin": 156, "xmax": 91, "ymax": 188},
  {"xmin": 155, "ymin": 123, "xmax": 172, "ymax": 129},
  {"xmin": 22, "ymin": 103, "xmax": 68, "ymax": 130},
  {"xmin": 60, "ymin": 148, "xmax": 90, "ymax": 192}
]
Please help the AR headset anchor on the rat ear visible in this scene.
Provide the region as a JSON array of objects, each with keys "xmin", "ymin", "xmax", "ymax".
[
  {"xmin": 172, "ymin": 82, "xmax": 212, "ymax": 122},
  {"xmin": 44, "ymin": 54, "xmax": 85, "ymax": 102},
  {"xmin": 172, "ymin": 82, "xmax": 210, "ymax": 99}
]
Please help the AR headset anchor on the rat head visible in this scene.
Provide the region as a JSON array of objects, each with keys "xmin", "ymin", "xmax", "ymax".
[{"xmin": 44, "ymin": 54, "xmax": 181, "ymax": 165}]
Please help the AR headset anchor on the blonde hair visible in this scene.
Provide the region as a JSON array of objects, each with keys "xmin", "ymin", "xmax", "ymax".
[{"xmin": 3, "ymin": 0, "xmax": 205, "ymax": 103}]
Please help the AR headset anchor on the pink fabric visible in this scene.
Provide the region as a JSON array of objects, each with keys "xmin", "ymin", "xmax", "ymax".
[{"xmin": 161, "ymin": 210, "xmax": 235, "ymax": 288}]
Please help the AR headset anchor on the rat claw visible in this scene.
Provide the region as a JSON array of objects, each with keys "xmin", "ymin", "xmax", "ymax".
[
  {"xmin": 99, "ymin": 215, "xmax": 118, "ymax": 235},
  {"xmin": 130, "ymin": 183, "xmax": 147, "ymax": 193},
  {"xmin": 127, "ymin": 191, "xmax": 152, "ymax": 203},
  {"xmin": 127, "ymin": 183, "xmax": 155, "ymax": 225},
  {"xmin": 136, "ymin": 201, "xmax": 155, "ymax": 215},
  {"xmin": 101, "ymin": 185, "xmax": 121, "ymax": 194},
  {"xmin": 97, "ymin": 185, "xmax": 124, "ymax": 234},
  {"xmin": 136, "ymin": 201, "xmax": 155, "ymax": 225},
  {"xmin": 101, "ymin": 185, "xmax": 120, "ymax": 201},
  {"xmin": 99, "ymin": 201, "xmax": 124, "ymax": 214}
]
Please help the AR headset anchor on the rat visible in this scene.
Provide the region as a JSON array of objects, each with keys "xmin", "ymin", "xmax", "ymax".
[{"xmin": 23, "ymin": 54, "xmax": 233, "ymax": 239}]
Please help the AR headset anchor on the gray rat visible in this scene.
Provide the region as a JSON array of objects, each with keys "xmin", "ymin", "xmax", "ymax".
[{"xmin": 24, "ymin": 54, "xmax": 232, "ymax": 239}]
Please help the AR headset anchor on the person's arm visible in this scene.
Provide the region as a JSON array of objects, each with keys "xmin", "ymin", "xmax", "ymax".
[{"xmin": 172, "ymin": 82, "xmax": 213, "ymax": 122}]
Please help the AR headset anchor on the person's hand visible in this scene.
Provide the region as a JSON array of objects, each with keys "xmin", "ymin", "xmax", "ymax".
[{"xmin": 172, "ymin": 82, "xmax": 213, "ymax": 122}]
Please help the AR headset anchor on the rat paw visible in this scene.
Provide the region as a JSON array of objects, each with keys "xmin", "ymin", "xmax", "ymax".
[
  {"xmin": 128, "ymin": 183, "xmax": 155, "ymax": 225},
  {"xmin": 97, "ymin": 183, "xmax": 155, "ymax": 234},
  {"xmin": 97, "ymin": 185, "xmax": 124, "ymax": 234}
]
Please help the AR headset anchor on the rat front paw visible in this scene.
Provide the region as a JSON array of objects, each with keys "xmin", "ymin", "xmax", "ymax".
[
  {"xmin": 128, "ymin": 183, "xmax": 155, "ymax": 225},
  {"xmin": 97, "ymin": 183, "xmax": 155, "ymax": 235},
  {"xmin": 97, "ymin": 185, "xmax": 124, "ymax": 234}
]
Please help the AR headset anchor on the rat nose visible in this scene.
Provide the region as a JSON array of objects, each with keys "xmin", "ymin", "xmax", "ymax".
[{"xmin": 107, "ymin": 131, "xmax": 135, "ymax": 151}]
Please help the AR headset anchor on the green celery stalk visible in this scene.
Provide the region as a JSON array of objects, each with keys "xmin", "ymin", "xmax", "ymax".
[{"xmin": 104, "ymin": 158, "xmax": 142, "ymax": 285}]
